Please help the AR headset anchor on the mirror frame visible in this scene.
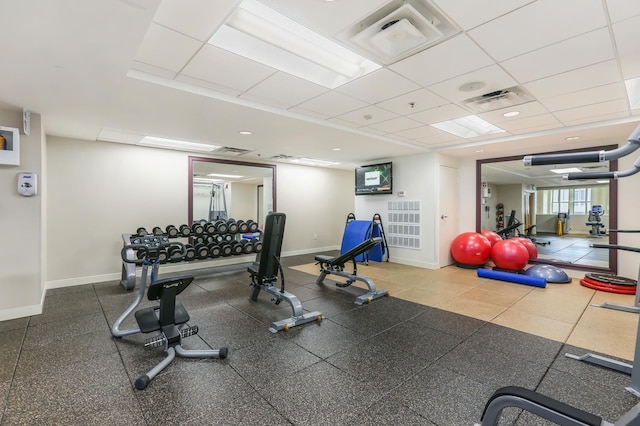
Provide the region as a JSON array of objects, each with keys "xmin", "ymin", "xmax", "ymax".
[
  {"xmin": 188, "ymin": 156, "xmax": 277, "ymax": 223},
  {"xmin": 476, "ymin": 145, "xmax": 618, "ymax": 275}
]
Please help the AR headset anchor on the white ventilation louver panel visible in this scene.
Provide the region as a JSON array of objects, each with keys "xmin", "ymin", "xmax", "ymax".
[
  {"xmin": 461, "ymin": 86, "xmax": 535, "ymax": 113},
  {"xmin": 339, "ymin": 0, "xmax": 459, "ymax": 65},
  {"xmin": 213, "ymin": 146, "xmax": 253, "ymax": 156}
]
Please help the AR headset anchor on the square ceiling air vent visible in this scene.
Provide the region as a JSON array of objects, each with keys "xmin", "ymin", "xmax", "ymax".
[
  {"xmin": 339, "ymin": 0, "xmax": 459, "ymax": 65},
  {"xmin": 214, "ymin": 146, "xmax": 253, "ymax": 155},
  {"xmin": 460, "ymin": 86, "xmax": 535, "ymax": 113}
]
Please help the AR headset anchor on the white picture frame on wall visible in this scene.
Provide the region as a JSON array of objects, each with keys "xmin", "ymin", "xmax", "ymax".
[{"xmin": 0, "ymin": 126, "xmax": 20, "ymax": 165}]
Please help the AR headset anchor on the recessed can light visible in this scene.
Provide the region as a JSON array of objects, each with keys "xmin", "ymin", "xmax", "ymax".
[
  {"xmin": 239, "ymin": 131, "xmax": 252, "ymax": 135},
  {"xmin": 458, "ymin": 81, "xmax": 486, "ymax": 92},
  {"xmin": 565, "ymin": 136, "xmax": 580, "ymax": 141},
  {"xmin": 503, "ymin": 111, "xmax": 520, "ymax": 117},
  {"xmin": 332, "ymin": 147, "xmax": 342, "ymax": 151}
]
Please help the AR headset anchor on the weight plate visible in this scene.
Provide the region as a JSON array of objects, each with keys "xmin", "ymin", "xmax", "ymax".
[{"xmin": 585, "ymin": 273, "xmax": 637, "ymax": 286}]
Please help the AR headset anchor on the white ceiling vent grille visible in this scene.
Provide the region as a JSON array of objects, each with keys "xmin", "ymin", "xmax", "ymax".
[
  {"xmin": 338, "ymin": 0, "xmax": 459, "ymax": 65},
  {"xmin": 460, "ymin": 86, "xmax": 535, "ymax": 113}
]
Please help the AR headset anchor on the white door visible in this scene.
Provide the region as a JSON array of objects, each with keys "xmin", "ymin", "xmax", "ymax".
[{"xmin": 439, "ymin": 165, "xmax": 460, "ymax": 267}]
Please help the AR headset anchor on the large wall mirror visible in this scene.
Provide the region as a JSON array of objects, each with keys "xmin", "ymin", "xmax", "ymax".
[
  {"xmin": 476, "ymin": 146, "xmax": 618, "ymax": 274},
  {"xmin": 188, "ymin": 156, "xmax": 276, "ymax": 229}
]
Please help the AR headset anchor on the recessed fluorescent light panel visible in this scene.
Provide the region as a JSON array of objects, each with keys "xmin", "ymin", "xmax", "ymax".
[
  {"xmin": 290, "ymin": 157, "xmax": 340, "ymax": 166},
  {"xmin": 625, "ymin": 76, "xmax": 640, "ymax": 109},
  {"xmin": 207, "ymin": 173, "xmax": 244, "ymax": 179},
  {"xmin": 208, "ymin": 0, "xmax": 380, "ymax": 88},
  {"xmin": 430, "ymin": 115, "xmax": 505, "ymax": 138},
  {"xmin": 139, "ymin": 136, "xmax": 219, "ymax": 152},
  {"xmin": 550, "ymin": 167, "xmax": 582, "ymax": 174}
]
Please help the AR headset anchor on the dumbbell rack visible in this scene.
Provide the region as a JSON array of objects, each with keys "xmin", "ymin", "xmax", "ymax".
[{"xmin": 120, "ymin": 220, "xmax": 263, "ymax": 290}]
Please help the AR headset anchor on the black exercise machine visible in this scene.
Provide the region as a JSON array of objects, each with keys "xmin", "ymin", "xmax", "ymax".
[
  {"xmin": 113, "ymin": 240, "xmax": 227, "ymax": 390},
  {"xmin": 247, "ymin": 212, "xmax": 323, "ymax": 332},
  {"xmin": 314, "ymin": 237, "xmax": 389, "ymax": 305},
  {"xmin": 496, "ymin": 210, "xmax": 549, "ymax": 246},
  {"xmin": 586, "ymin": 205, "xmax": 606, "ymax": 237}
]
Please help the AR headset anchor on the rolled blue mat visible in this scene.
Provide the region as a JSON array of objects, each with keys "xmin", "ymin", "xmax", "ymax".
[{"xmin": 477, "ymin": 268, "xmax": 547, "ymax": 288}]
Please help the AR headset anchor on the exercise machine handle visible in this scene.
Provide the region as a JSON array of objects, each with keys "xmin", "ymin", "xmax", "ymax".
[
  {"xmin": 564, "ymin": 156, "xmax": 640, "ymax": 180},
  {"xmin": 590, "ymin": 243, "xmax": 640, "ymax": 254},
  {"xmin": 523, "ymin": 123, "xmax": 640, "ymax": 166}
]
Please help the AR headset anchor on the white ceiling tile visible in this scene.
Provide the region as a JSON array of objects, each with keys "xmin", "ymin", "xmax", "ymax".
[
  {"xmin": 606, "ymin": 0, "xmax": 640, "ymax": 23},
  {"xmin": 135, "ymin": 23, "xmax": 204, "ymax": 73},
  {"xmin": 336, "ymin": 105, "xmax": 399, "ymax": 126},
  {"xmin": 376, "ymin": 89, "xmax": 449, "ymax": 115},
  {"xmin": 180, "ymin": 44, "xmax": 276, "ymax": 92},
  {"xmin": 553, "ymin": 98, "xmax": 630, "ymax": 122},
  {"xmin": 500, "ymin": 28, "xmax": 615, "ymax": 83},
  {"xmin": 431, "ymin": 0, "xmax": 534, "ymax": 30},
  {"xmin": 541, "ymin": 83, "xmax": 626, "ymax": 112},
  {"xmin": 130, "ymin": 61, "xmax": 176, "ymax": 80},
  {"xmin": 427, "ymin": 65, "xmax": 518, "ymax": 103},
  {"xmin": 524, "ymin": 61, "xmax": 620, "ymax": 99},
  {"xmin": 468, "ymin": 0, "xmax": 607, "ymax": 62},
  {"xmin": 335, "ymin": 68, "xmax": 420, "ymax": 104},
  {"xmin": 240, "ymin": 72, "xmax": 328, "ymax": 109},
  {"xmin": 296, "ymin": 91, "xmax": 368, "ymax": 117},
  {"xmin": 477, "ymin": 102, "xmax": 550, "ymax": 124},
  {"xmin": 287, "ymin": 106, "xmax": 330, "ymax": 120},
  {"xmin": 408, "ymin": 103, "xmax": 469, "ymax": 124},
  {"xmin": 497, "ymin": 113, "xmax": 562, "ymax": 132},
  {"xmin": 613, "ymin": 15, "xmax": 640, "ymax": 79},
  {"xmin": 561, "ymin": 111, "xmax": 631, "ymax": 126},
  {"xmin": 153, "ymin": 0, "xmax": 238, "ymax": 42},
  {"xmin": 414, "ymin": 131, "xmax": 462, "ymax": 146},
  {"xmin": 394, "ymin": 125, "xmax": 446, "ymax": 140},
  {"xmin": 366, "ymin": 117, "xmax": 424, "ymax": 133},
  {"xmin": 389, "ymin": 35, "xmax": 494, "ymax": 87},
  {"xmin": 508, "ymin": 122, "xmax": 564, "ymax": 135}
]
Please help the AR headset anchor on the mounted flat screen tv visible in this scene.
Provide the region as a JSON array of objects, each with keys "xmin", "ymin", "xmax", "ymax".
[{"xmin": 355, "ymin": 162, "xmax": 392, "ymax": 195}]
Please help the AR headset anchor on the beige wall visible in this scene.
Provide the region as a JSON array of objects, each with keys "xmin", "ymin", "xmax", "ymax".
[
  {"xmin": 0, "ymin": 109, "xmax": 45, "ymax": 320},
  {"xmin": 45, "ymin": 136, "xmax": 353, "ymax": 288}
]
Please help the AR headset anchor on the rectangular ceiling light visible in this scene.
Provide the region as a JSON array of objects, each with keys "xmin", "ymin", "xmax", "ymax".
[
  {"xmin": 207, "ymin": 173, "xmax": 244, "ymax": 179},
  {"xmin": 550, "ymin": 167, "xmax": 582, "ymax": 174},
  {"xmin": 625, "ymin": 76, "xmax": 640, "ymax": 110},
  {"xmin": 208, "ymin": 0, "xmax": 380, "ymax": 88},
  {"xmin": 430, "ymin": 115, "xmax": 505, "ymax": 138},
  {"xmin": 139, "ymin": 136, "xmax": 219, "ymax": 152}
]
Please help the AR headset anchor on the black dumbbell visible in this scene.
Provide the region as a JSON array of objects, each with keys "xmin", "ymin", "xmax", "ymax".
[
  {"xmin": 252, "ymin": 240, "xmax": 263, "ymax": 253},
  {"xmin": 207, "ymin": 243, "xmax": 221, "ymax": 258},
  {"xmin": 226, "ymin": 219, "xmax": 238, "ymax": 234},
  {"xmin": 166, "ymin": 225, "xmax": 179, "ymax": 238},
  {"xmin": 184, "ymin": 244, "xmax": 196, "ymax": 261},
  {"xmin": 214, "ymin": 220, "xmax": 228, "ymax": 234},
  {"xmin": 136, "ymin": 227, "xmax": 148, "ymax": 236},
  {"xmin": 204, "ymin": 222, "xmax": 216, "ymax": 234},
  {"xmin": 236, "ymin": 220, "xmax": 249, "ymax": 233},
  {"xmin": 193, "ymin": 236, "xmax": 205, "ymax": 245},
  {"xmin": 246, "ymin": 220, "xmax": 259, "ymax": 232},
  {"xmin": 230, "ymin": 241, "xmax": 243, "ymax": 255},
  {"xmin": 192, "ymin": 222, "xmax": 205, "ymax": 235},
  {"xmin": 179, "ymin": 224, "xmax": 191, "ymax": 237},
  {"xmin": 167, "ymin": 245, "xmax": 183, "ymax": 262},
  {"xmin": 240, "ymin": 239, "xmax": 254, "ymax": 254},
  {"xmin": 223, "ymin": 234, "xmax": 233, "ymax": 242},
  {"xmin": 220, "ymin": 242, "xmax": 233, "ymax": 257},
  {"xmin": 205, "ymin": 235, "xmax": 215, "ymax": 244},
  {"xmin": 194, "ymin": 243, "xmax": 209, "ymax": 259},
  {"xmin": 152, "ymin": 226, "xmax": 164, "ymax": 236}
]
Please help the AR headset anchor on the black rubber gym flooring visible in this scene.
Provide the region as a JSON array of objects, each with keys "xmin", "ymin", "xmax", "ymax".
[{"xmin": 0, "ymin": 252, "xmax": 637, "ymax": 425}]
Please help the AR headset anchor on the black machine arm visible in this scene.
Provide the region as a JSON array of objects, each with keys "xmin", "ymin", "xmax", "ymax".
[
  {"xmin": 523, "ymin": 123, "xmax": 640, "ymax": 166},
  {"xmin": 564, "ymin": 156, "xmax": 640, "ymax": 180}
]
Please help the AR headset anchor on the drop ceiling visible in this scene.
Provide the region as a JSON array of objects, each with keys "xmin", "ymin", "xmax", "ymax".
[{"xmin": 0, "ymin": 0, "xmax": 639, "ymax": 169}]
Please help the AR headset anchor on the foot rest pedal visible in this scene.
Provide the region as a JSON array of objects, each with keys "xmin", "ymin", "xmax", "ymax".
[
  {"xmin": 144, "ymin": 334, "xmax": 166, "ymax": 350},
  {"xmin": 180, "ymin": 325, "xmax": 199, "ymax": 338}
]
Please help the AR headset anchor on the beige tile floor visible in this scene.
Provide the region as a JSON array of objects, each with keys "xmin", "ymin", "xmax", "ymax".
[{"xmin": 292, "ymin": 262, "xmax": 639, "ymax": 362}]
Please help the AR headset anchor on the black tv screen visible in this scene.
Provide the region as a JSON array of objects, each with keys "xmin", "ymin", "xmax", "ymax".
[{"xmin": 355, "ymin": 162, "xmax": 392, "ymax": 195}]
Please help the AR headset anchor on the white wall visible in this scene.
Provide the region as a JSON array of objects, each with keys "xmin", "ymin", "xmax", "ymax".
[
  {"xmin": 0, "ymin": 109, "xmax": 45, "ymax": 320},
  {"xmin": 45, "ymin": 137, "xmax": 353, "ymax": 288},
  {"xmin": 228, "ymin": 182, "xmax": 257, "ymax": 221}
]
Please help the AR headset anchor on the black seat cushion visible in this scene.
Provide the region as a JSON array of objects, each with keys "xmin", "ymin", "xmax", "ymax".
[{"xmin": 135, "ymin": 301, "xmax": 190, "ymax": 333}]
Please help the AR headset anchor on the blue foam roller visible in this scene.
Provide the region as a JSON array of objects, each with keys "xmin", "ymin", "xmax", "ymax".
[{"xmin": 477, "ymin": 268, "xmax": 547, "ymax": 288}]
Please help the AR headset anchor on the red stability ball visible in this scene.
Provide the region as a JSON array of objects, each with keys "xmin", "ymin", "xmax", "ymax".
[
  {"xmin": 513, "ymin": 237, "xmax": 538, "ymax": 260},
  {"xmin": 451, "ymin": 232, "xmax": 492, "ymax": 267},
  {"xmin": 491, "ymin": 239, "xmax": 530, "ymax": 271},
  {"xmin": 480, "ymin": 230, "xmax": 503, "ymax": 246}
]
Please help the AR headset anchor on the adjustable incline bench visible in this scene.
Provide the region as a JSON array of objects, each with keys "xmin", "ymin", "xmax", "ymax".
[
  {"xmin": 248, "ymin": 212, "xmax": 323, "ymax": 332},
  {"xmin": 314, "ymin": 237, "xmax": 389, "ymax": 305}
]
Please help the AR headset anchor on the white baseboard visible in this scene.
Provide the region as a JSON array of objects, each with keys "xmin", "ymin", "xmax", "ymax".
[
  {"xmin": 0, "ymin": 303, "xmax": 42, "ymax": 322},
  {"xmin": 282, "ymin": 246, "xmax": 338, "ymax": 257}
]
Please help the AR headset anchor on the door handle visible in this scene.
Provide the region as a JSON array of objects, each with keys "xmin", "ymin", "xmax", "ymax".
[{"xmin": 441, "ymin": 214, "xmax": 448, "ymax": 219}]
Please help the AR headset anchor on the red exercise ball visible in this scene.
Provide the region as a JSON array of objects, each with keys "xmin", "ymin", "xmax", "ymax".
[
  {"xmin": 481, "ymin": 230, "xmax": 503, "ymax": 246},
  {"xmin": 451, "ymin": 232, "xmax": 492, "ymax": 267},
  {"xmin": 513, "ymin": 237, "xmax": 538, "ymax": 260},
  {"xmin": 491, "ymin": 239, "xmax": 530, "ymax": 271}
]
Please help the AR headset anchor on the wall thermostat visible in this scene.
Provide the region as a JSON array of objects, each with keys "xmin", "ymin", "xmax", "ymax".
[{"xmin": 18, "ymin": 172, "xmax": 37, "ymax": 197}]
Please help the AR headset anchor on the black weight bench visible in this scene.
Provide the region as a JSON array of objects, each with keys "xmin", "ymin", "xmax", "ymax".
[
  {"xmin": 248, "ymin": 212, "xmax": 323, "ymax": 332},
  {"xmin": 314, "ymin": 237, "xmax": 389, "ymax": 305}
]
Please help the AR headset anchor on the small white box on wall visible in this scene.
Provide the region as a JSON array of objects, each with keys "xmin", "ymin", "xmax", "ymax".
[{"xmin": 18, "ymin": 172, "xmax": 37, "ymax": 196}]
